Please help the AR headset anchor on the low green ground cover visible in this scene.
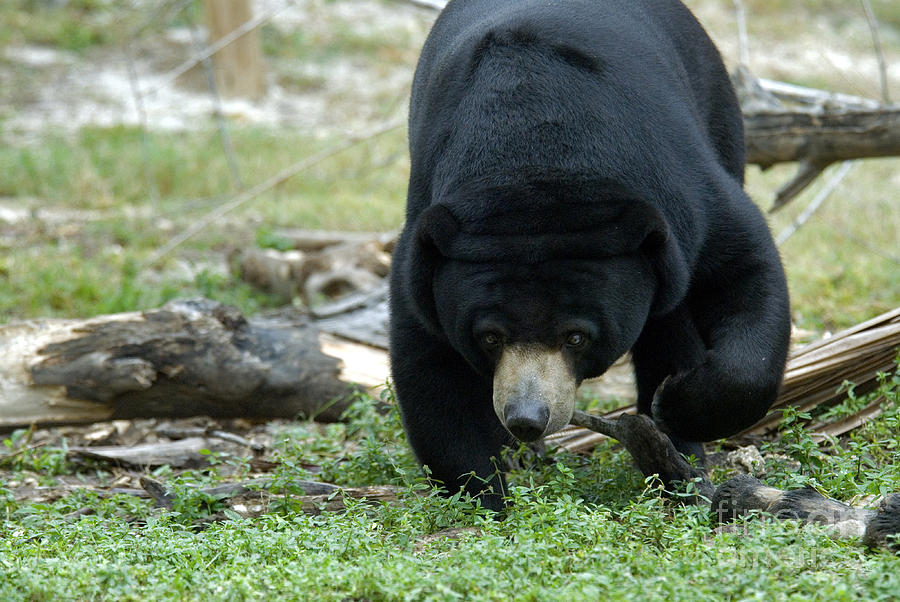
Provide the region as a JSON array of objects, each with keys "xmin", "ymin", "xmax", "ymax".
[{"xmin": 1, "ymin": 369, "xmax": 899, "ymax": 600}]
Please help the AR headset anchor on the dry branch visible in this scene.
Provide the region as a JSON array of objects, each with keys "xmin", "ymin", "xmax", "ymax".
[
  {"xmin": 271, "ymin": 229, "xmax": 397, "ymax": 253},
  {"xmin": 138, "ymin": 475, "xmax": 411, "ymax": 518},
  {"xmin": 740, "ymin": 306, "xmax": 900, "ymax": 438},
  {"xmin": 234, "ymin": 236, "xmax": 391, "ymax": 307},
  {"xmin": 571, "ymin": 409, "xmax": 715, "ymax": 500},
  {"xmin": 712, "ymin": 474, "xmax": 900, "ymax": 548},
  {"xmin": 146, "ymin": 120, "xmax": 403, "ymax": 266},
  {"xmin": 70, "ymin": 437, "xmax": 213, "ymax": 468},
  {"xmin": 733, "ymin": 67, "xmax": 900, "ymax": 209}
]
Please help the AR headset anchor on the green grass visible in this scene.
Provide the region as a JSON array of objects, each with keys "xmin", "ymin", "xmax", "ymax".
[
  {"xmin": 1, "ymin": 370, "xmax": 899, "ymax": 601},
  {"xmin": 1, "ymin": 1, "xmax": 896, "ymax": 327},
  {"xmin": 0, "ymin": 0, "xmax": 121, "ymax": 51},
  {"xmin": 749, "ymin": 159, "xmax": 900, "ymax": 330},
  {"xmin": 0, "ymin": 125, "xmax": 409, "ymax": 222},
  {"xmin": 0, "ymin": 124, "xmax": 408, "ymax": 320}
]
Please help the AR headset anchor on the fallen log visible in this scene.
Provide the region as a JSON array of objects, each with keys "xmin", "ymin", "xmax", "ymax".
[
  {"xmin": 0, "ymin": 298, "xmax": 359, "ymax": 429},
  {"xmin": 233, "ymin": 233, "xmax": 392, "ymax": 305},
  {"xmin": 570, "ymin": 409, "xmax": 899, "ymax": 549},
  {"xmin": 743, "ymin": 106, "xmax": 900, "ymax": 169}
]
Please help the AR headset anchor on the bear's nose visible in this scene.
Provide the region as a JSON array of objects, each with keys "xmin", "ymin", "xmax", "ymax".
[{"xmin": 505, "ymin": 400, "xmax": 550, "ymax": 442}]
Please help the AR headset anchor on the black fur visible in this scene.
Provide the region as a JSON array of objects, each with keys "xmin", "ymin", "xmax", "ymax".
[{"xmin": 390, "ymin": 0, "xmax": 791, "ymax": 510}]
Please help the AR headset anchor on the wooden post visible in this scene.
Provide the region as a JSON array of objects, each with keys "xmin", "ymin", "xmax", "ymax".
[{"xmin": 203, "ymin": 0, "xmax": 266, "ymax": 100}]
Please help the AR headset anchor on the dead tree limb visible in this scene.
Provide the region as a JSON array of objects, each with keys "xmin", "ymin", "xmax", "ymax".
[
  {"xmin": 743, "ymin": 106, "xmax": 900, "ymax": 169},
  {"xmin": 138, "ymin": 475, "xmax": 411, "ymax": 519},
  {"xmin": 0, "ymin": 298, "xmax": 360, "ymax": 429},
  {"xmin": 712, "ymin": 474, "xmax": 900, "ymax": 549}
]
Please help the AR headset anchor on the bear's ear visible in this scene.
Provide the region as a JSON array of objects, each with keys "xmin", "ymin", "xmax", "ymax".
[
  {"xmin": 641, "ymin": 216, "xmax": 690, "ymax": 316},
  {"xmin": 405, "ymin": 204, "xmax": 460, "ymax": 335}
]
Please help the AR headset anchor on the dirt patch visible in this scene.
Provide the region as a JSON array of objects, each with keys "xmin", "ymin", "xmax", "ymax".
[{"xmin": 0, "ymin": 0, "xmax": 435, "ymax": 142}]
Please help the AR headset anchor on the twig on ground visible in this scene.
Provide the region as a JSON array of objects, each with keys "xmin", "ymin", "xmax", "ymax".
[
  {"xmin": 774, "ymin": 160, "xmax": 853, "ymax": 242},
  {"xmin": 155, "ymin": 424, "xmax": 265, "ymax": 453},
  {"xmin": 570, "ymin": 410, "xmax": 715, "ymax": 500},
  {"xmin": 570, "ymin": 410, "xmax": 900, "ymax": 548}
]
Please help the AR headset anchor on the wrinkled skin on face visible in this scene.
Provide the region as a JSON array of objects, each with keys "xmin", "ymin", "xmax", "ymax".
[{"xmin": 432, "ymin": 256, "xmax": 656, "ymax": 441}]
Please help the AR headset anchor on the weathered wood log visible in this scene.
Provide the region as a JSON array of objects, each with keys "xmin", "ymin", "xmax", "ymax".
[
  {"xmin": 314, "ymin": 285, "xmax": 390, "ymax": 349},
  {"xmin": 712, "ymin": 474, "xmax": 900, "ymax": 549},
  {"xmin": 233, "ymin": 237, "xmax": 392, "ymax": 305},
  {"xmin": 743, "ymin": 107, "xmax": 900, "ymax": 169},
  {"xmin": 571, "ymin": 409, "xmax": 900, "ymax": 549},
  {"xmin": 732, "ymin": 66, "xmax": 899, "ymax": 171},
  {"xmin": 0, "ymin": 298, "xmax": 359, "ymax": 429}
]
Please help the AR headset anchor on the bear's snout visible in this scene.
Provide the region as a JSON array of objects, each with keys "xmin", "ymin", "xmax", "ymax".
[
  {"xmin": 504, "ymin": 398, "xmax": 550, "ymax": 442},
  {"xmin": 492, "ymin": 344, "xmax": 577, "ymax": 441}
]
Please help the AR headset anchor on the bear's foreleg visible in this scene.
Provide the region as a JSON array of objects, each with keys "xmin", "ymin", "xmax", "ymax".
[
  {"xmin": 632, "ymin": 305, "xmax": 709, "ymax": 458},
  {"xmin": 634, "ymin": 253, "xmax": 791, "ymax": 443},
  {"xmin": 391, "ymin": 325, "xmax": 513, "ymax": 511}
]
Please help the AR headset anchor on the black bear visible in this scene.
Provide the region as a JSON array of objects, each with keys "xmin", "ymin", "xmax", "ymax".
[{"xmin": 390, "ymin": 0, "xmax": 791, "ymax": 510}]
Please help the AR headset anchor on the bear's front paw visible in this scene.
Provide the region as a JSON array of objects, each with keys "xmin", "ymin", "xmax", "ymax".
[
  {"xmin": 650, "ymin": 368, "xmax": 705, "ymax": 438},
  {"xmin": 650, "ymin": 374, "xmax": 677, "ymax": 433}
]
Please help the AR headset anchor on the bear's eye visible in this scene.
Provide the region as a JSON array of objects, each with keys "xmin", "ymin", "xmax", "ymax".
[
  {"xmin": 479, "ymin": 332, "xmax": 504, "ymax": 349},
  {"xmin": 565, "ymin": 332, "xmax": 588, "ymax": 348}
]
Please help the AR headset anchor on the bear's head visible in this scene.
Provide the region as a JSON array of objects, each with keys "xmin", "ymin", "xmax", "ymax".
[{"xmin": 404, "ymin": 174, "xmax": 689, "ymax": 442}]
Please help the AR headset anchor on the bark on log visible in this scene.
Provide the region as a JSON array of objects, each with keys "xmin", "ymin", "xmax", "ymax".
[{"xmin": 0, "ymin": 298, "xmax": 359, "ymax": 429}]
